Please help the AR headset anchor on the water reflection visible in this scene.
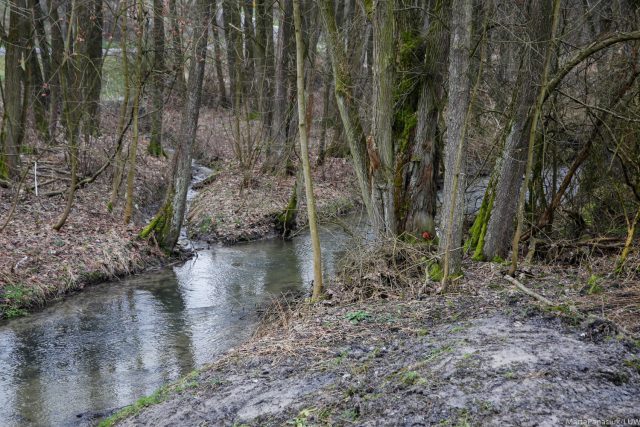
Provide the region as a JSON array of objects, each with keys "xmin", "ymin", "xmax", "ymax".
[{"xmin": 0, "ymin": 217, "xmax": 363, "ymax": 426}]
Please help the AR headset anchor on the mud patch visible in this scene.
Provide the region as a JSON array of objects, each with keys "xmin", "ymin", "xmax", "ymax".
[{"xmin": 112, "ymin": 301, "xmax": 640, "ymax": 426}]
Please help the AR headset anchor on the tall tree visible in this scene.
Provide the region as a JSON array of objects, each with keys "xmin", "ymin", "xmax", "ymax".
[
  {"xmin": 76, "ymin": 0, "xmax": 104, "ymax": 137},
  {"xmin": 293, "ymin": 0, "xmax": 323, "ymax": 300},
  {"xmin": 439, "ymin": 0, "xmax": 473, "ymax": 281},
  {"xmin": 480, "ymin": 0, "xmax": 556, "ymax": 260},
  {"xmin": 123, "ymin": 0, "xmax": 147, "ymax": 224},
  {"xmin": 1, "ymin": 0, "xmax": 26, "ymax": 179},
  {"xmin": 149, "ymin": 0, "xmax": 166, "ymax": 156},
  {"xmin": 140, "ymin": 0, "xmax": 211, "ymax": 250},
  {"xmin": 370, "ymin": 0, "xmax": 396, "ymax": 234}
]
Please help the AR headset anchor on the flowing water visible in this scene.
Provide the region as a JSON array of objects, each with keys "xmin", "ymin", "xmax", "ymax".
[{"xmin": 0, "ymin": 207, "xmax": 365, "ymax": 426}]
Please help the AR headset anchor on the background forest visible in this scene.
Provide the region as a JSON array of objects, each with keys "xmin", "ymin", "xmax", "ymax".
[{"xmin": 0, "ymin": 0, "xmax": 639, "ymax": 325}]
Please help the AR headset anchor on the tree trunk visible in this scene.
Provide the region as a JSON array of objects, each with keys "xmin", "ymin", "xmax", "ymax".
[
  {"xmin": 123, "ymin": 0, "xmax": 146, "ymax": 224},
  {"xmin": 80, "ymin": 0, "xmax": 103, "ymax": 137},
  {"xmin": 168, "ymin": 0, "xmax": 186, "ymax": 100},
  {"xmin": 1, "ymin": 0, "xmax": 25, "ymax": 180},
  {"xmin": 211, "ymin": 19, "xmax": 230, "ymax": 108},
  {"xmin": 266, "ymin": 0, "xmax": 295, "ymax": 172},
  {"xmin": 108, "ymin": 0, "xmax": 132, "ymax": 212},
  {"xmin": 293, "ymin": 0, "xmax": 323, "ymax": 300},
  {"xmin": 482, "ymin": 0, "xmax": 555, "ymax": 260},
  {"xmin": 401, "ymin": 0, "xmax": 448, "ymax": 237},
  {"xmin": 140, "ymin": 0, "xmax": 210, "ymax": 251},
  {"xmin": 318, "ymin": 0, "xmax": 374, "ymax": 221},
  {"xmin": 255, "ymin": 0, "xmax": 274, "ymax": 125},
  {"xmin": 53, "ymin": 0, "xmax": 82, "ymax": 231},
  {"xmin": 439, "ymin": 0, "xmax": 473, "ymax": 280},
  {"xmin": 149, "ymin": 0, "xmax": 166, "ymax": 156},
  {"xmin": 370, "ymin": 0, "xmax": 396, "ymax": 235}
]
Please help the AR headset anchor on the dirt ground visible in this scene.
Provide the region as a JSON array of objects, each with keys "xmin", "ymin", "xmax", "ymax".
[{"xmin": 109, "ymin": 255, "xmax": 640, "ymax": 427}]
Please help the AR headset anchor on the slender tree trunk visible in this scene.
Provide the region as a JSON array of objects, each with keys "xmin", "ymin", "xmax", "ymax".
[
  {"xmin": 168, "ymin": 0, "xmax": 186, "ymax": 99},
  {"xmin": 211, "ymin": 19, "xmax": 230, "ymax": 107},
  {"xmin": 48, "ymin": 0, "xmax": 64, "ymax": 137},
  {"xmin": 149, "ymin": 0, "xmax": 166, "ymax": 156},
  {"xmin": 509, "ymin": 0, "xmax": 561, "ymax": 275},
  {"xmin": 123, "ymin": 0, "xmax": 146, "ymax": 224},
  {"xmin": 108, "ymin": 1, "xmax": 132, "ymax": 212},
  {"xmin": 316, "ymin": 63, "xmax": 331, "ymax": 166},
  {"xmin": 80, "ymin": 0, "xmax": 103, "ymax": 137},
  {"xmin": 439, "ymin": 0, "xmax": 473, "ymax": 281},
  {"xmin": 1, "ymin": 0, "xmax": 25, "ymax": 179},
  {"xmin": 140, "ymin": 0, "xmax": 210, "ymax": 250},
  {"xmin": 255, "ymin": 0, "xmax": 273, "ymax": 125},
  {"xmin": 293, "ymin": 0, "xmax": 323, "ymax": 300},
  {"xmin": 53, "ymin": 0, "xmax": 82, "ymax": 231},
  {"xmin": 223, "ymin": 0, "xmax": 242, "ymax": 108},
  {"xmin": 318, "ymin": 0, "xmax": 374, "ymax": 221},
  {"xmin": 266, "ymin": 0, "xmax": 295, "ymax": 172}
]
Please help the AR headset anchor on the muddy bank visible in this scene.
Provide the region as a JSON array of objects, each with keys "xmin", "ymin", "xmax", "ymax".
[{"xmin": 106, "ymin": 270, "xmax": 640, "ymax": 426}]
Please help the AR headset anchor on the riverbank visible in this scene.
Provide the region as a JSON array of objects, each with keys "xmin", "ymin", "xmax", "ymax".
[
  {"xmin": 102, "ymin": 242, "xmax": 640, "ymax": 426},
  {"xmin": 0, "ymin": 132, "xmax": 171, "ymax": 320},
  {"xmin": 0, "ymin": 105, "xmax": 360, "ymax": 319}
]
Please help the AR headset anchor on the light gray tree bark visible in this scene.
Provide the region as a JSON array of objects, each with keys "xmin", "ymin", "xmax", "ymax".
[{"xmin": 439, "ymin": 0, "xmax": 473, "ymax": 279}]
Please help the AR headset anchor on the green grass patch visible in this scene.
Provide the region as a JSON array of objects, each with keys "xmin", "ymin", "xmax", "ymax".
[
  {"xmin": 345, "ymin": 310, "xmax": 371, "ymax": 324},
  {"xmin": 99, "ymin": 370, "xmax": 202, "ymax": 426}
]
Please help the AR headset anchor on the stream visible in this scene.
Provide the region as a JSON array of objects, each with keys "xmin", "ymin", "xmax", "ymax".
[
  {"xmin": 0, "ymin": 159, "xmax": 569, "ymax": 426},
  {"xmin": 0, "ymin": 160, "xmax": 366, "ymax": 427}
]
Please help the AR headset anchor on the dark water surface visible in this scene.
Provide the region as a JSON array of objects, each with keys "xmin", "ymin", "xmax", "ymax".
[{"xmin": 0, "ymin": 217, "xmax": 363, "ymax": 427}]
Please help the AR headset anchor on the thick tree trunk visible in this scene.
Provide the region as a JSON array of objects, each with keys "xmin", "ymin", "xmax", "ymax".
[
  {"xmin": 149, "ymin": 0, "xmax": 166, "ymax": 156},
  {"xmin": 482, "ymin": 0, "xmax": 555, "ymax": 260},
  {"xmin": 141, "ymin": 0, "xmax": 210, "ymax": 251},
  {"xmin": 439, "ymin": 0, "xmax": 473, "ymax": 279},
  {"xmin": 370, "ymin": 0, "xmax": 396, "ymax": 235},
  {"xmin": 401, "ymin": 0, "xmax": 448, "ymax": 237}
]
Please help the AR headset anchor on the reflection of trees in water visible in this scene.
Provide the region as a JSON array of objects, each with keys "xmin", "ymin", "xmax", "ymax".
[
  {"xmin": 142, "ymin": 275, "xmax": 196, "ymax": 378},
  {"xmin": 13, "ymin": 327, "xmax": 47, "ymax": 425}
]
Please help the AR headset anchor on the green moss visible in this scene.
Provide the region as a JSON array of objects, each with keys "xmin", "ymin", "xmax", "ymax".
[
  {"xmin": 624, "ymin": 357, "xmax": 640, "ymax": 374},
  {"xmin": 275, "ymin": 185, "xmax": 298, "ymax": 236},
  {"xmin": 427, "ymin": 262, "xmax": 444, "ymax": 281},
  {"xmin": 466, "ymin": 177, "xmax": 495, "ymax": 260}
]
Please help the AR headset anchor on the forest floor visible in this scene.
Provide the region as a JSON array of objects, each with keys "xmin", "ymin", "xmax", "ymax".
[
  {"xmin": 0, "ymin": 107, "xmax": 358, "ymax": 319},
  {"xmin": 104, "ymin": 245, "xmax": 640, "ymax": 427},
  {"xmin": 183, "ymin": 108, "xmax": 359, "ymax": 244}
]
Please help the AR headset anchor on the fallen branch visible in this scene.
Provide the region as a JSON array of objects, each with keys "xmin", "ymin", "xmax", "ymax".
[
  {"xmin": 504, "ymin": 274, "xmax": 555, "ymax": 306},
  {"xmin": 504, "ymin": 274, "xmax": 639, "ymax": 340}
]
